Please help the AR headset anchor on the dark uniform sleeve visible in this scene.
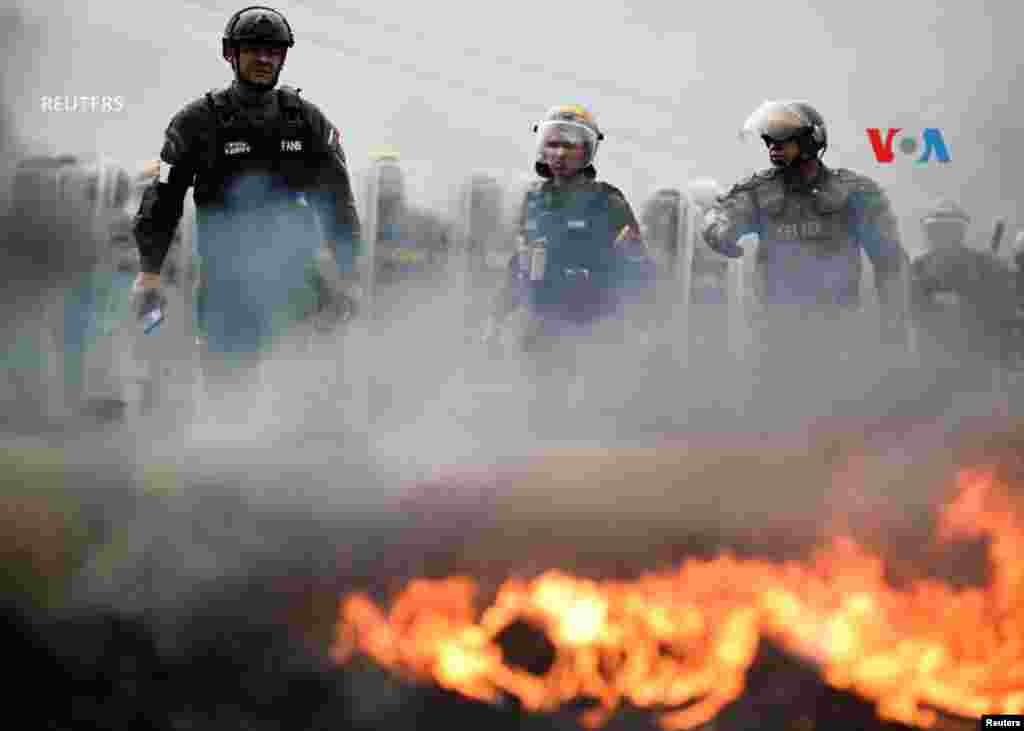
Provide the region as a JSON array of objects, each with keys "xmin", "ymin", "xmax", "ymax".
[
  {"xmin": 604, "ymin": 184, "xmax": 645, "ymax": 251},
  {"xmin": 604, "ymin": 185, "xmax": 639, "ymax": 236},
  {"xmin": 604, "ymin": 183, "xmax": 658, "ymax": 306},
  {"xmin": 304, "ymin": 103, "xmax": 361, "ymax": 276},
  {"xmin": 908, "ymin": 254, "xmax": 936, "ymax": 320},
  {"xmin": 133, "ymin": 99, "xmax": 205, "ymax": 275},
  {"xmin": 846, "ymin": 173, "xmax": 909, "ymax": 327}
]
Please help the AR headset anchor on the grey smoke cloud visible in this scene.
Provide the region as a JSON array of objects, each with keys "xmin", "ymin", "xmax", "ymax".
[{"xmin": 2, "ymin": 7, "xmax": 1022, "ymax": 703}]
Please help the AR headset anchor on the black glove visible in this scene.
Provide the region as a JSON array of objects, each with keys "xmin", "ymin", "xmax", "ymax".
[
  {"xmin": 313, "ymin": 286, "xmax": 359, "ymax": 332},
  {"xmin": 313, "ymin": 249, "xmax": 364, "ymax": 331}
]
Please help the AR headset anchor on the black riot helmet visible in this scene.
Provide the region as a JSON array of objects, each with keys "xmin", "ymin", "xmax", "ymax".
[{"xmin": 222, "ymin": 7, "xmax": 294, "ymax": 88}]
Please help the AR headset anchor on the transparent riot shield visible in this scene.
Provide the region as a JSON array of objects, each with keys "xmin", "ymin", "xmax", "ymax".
[
  {"xmin": 729, "ymin": 234, "xmax": 758, "ymax": 363},
  {"xmin": 673, "ymin": 191, "xmax": 696, "ymax": 355},
  {"xmin": 56, "ymin": 160, "xmax": 132, "ymax": 418},
  {"xmin": 357, "ymin": 164, "xmax": 380, "ymax": 322},
  {"xmin": 451, "ymin": 174, "xmax": 476, "ymax": 328},
  {"xmin": 677, "ymin": 191, "xmax": 755, "ymax": 367},
  {"xmin": 451, "ymin": 171, "xmax": 510, "ymax": 333},
  {"xmin": 725, "ymin": 250, "xmax": 748, "ymax": 362}
]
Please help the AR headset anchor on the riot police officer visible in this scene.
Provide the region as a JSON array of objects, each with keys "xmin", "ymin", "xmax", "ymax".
[
  {"xmin": 478, "ymin": 104, "xmax": 654, "ymax": 437},
  {"xmin": 132, "ymin": 6, "xmax": 361, "ymax": 400},
  {"xmin": 364, "ymin": 149, "xmax": 452, "ymax": 301},
  {"xmin": 461, "ymin": 172, "xmax": 506, "ymax": 279},
  {"xmin": 910, "ymin": 199, "xmax": 1017, "ymax": 376},
  {"xmin": 702, "ymin": 101, "xmax": 909, "ymax": 346},
  {"xmin": 484, "ymin": 104, "xmax": 652, "ymax": 351}
]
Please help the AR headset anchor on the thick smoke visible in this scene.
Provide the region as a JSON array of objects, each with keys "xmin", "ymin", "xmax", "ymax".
[{"xmin": 3, "ymin": 3, "xmax": 1022, "ymax": 729}]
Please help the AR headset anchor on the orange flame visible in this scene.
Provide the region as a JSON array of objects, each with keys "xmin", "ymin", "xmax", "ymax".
[{"xmin": 331, "ymin": 467, "xmax": 1024, "ymax": 728}]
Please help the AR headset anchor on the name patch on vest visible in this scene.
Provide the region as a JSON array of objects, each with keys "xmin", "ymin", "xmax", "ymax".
[
  {"xmin": 224, "ymin": 141, "xmax": 251, "ymax": 156},
  {"xmin": 774, "ymin": 221, "xmax": 824, "ymax": 239},
  {"xmin": 281, "ymin": 139, "xmax": 303, "ymax": 152}
]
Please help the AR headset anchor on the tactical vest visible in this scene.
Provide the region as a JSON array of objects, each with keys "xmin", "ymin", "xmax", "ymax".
[
  {"xmin": 194, "ymin": 87, "xmax": 317, "ymax": 209},
  {"xmin": 749, "ymin": 171, "xmax": 863, "ymax": 308},
  {"xmin": 519, "ymin": 185, "xmax": 622, "ymax": 320}
]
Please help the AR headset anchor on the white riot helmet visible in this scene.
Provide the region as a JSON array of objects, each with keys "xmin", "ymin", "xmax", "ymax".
[
  {"xmin": 740, "ymin": 100, "xmax": 827, "ymax": 163},
  {"xmin": 533, "ymin": 104, "xmax": 604, "ymax": 179}
]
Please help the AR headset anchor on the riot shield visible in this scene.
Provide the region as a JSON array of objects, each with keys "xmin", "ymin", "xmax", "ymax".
[
  {"xmin": 77, "ymin": 159, "xmax": 148, "ymax": 420},
  {"xmin": 725, "ymin": 250, "xmax": 749, "ymax": 362},
  {"xmin": 674, "ymin": 191, "xmax": 696, "ymax": 351},
  {"xmin": 52, "ymin": 159, "xmax": 128, "ymax": 418},
  {"xmin": 452, "ymin": 171, "xmax": 509, "ymax": 332},
  {"xmin": 357, "ymin": 162, "xmax": 380, "ymax": 321},
  {"xmin": 718, "ymin": 232, "xmax": 759, "ymax": 415}
]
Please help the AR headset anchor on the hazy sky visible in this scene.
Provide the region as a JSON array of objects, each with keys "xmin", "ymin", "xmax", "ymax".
[{"xmin": 8, "ymin": 0, "xmax": 1023, "ymax": 255}]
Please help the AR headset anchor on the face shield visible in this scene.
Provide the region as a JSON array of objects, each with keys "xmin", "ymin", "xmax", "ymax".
[
  {"xmin": 535, "ymin": 120, "xmax": 600, "ymax": 168},
  {"xmin": 921, "ymin": 215, "xmax": 969, "ymax": 250},
  {"xmin": 740, "ymin": 100, "xmax": 815, "ymax": 146}
]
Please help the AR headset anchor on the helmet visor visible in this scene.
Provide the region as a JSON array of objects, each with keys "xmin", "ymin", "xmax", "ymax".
[
  {"xmin": 740, "ymin": 101, "xmax": 814, "ymax": 143},
  {"xmin": 535, "ymin": 120, "xmax": 599, "ymax": 166}
]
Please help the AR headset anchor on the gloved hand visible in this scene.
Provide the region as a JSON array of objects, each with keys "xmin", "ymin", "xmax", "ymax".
[
  {"xmin": 130, "ymin": 272, "xmax": 167, "ymax": 333},
  {"xmin": 710, "ymin": 238, "xmax": 745, "ymax": 259},
  {"xmin": 310, "ymin": 248, "xmax": 358, "ymax": 331}
]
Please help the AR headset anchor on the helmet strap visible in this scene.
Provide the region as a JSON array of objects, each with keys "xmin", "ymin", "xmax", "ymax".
[{"xmin": 796, "ymin": 129, "xmax": 821, "ymax": 161}]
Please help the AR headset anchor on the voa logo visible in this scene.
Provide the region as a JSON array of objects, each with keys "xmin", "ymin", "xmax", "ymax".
[{"xmin": 866, "ymin": 128, "xmax": 951, "ymax": 163}]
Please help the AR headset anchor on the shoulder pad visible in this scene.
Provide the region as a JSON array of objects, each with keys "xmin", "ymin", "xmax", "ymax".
[
  {"xmin": 831, "ymin": 168, "xmax": 891, "ymax": 214},
  {"xmin": 598, "ymin": 182, "xmax": 632, "ymax": 210},
  {"xmin": 597, "ymin": 181, "xmax": 626, "ymax": 198},
  {"xmin": 166, "ymin": 95, "xmax": 216, "ymax": 148},
  {"xmin": 277, "ymin": 85, "xmax": 304, "ymax": 107},
  {"xmin": 725, "ymin": 168, "xmax": 779, "ymax": 196},
  {"xmin": 205, "ymin": 87, "xmax": 232, "ymax": 108},
  {"xmin": 172, "ymin": 94, "xmax": 214, "ymax": 122},
  {"xmin": 831, "ymin": 167, "xmax": 884, "ymax": 194}
]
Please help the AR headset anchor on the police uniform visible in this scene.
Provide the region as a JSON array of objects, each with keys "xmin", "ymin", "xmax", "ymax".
[
  {"xmin": 493, "ymin": 175, "xmax": 647, "ymax": 338},
  {"xmin": 374, "ymin": 205, "xmax": 451, "ymax": 286},
  {"xmin": 703, "ymin": 164, "xmax": 907, "ymax": 325},
  {"xmin": 911, "ymin": 242, "xmax": 1017, "ymax": 369},
  {"xmin": 133, "ymin": 81, "xmax": 360, "ymax": 359}
]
